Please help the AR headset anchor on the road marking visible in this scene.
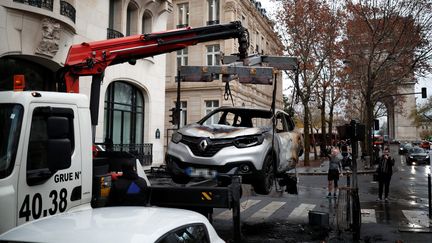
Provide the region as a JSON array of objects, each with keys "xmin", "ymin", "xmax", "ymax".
[
  {"xmin": 214, "ymin": 199, "xmax": 260, "ymax": 220},
  {"xmin": 361, "ymin": 209, "xmax": 376, "ymax": 223},
  {"xmin": 287, "ymin": 203, "xmax": 315, "ymax": 222},
  {"xmin": 245, "ymin": 201, "xmax": 286, "ymax": 222},
  {"xmin": 402, "ymin": 210, "xmax": 431, "ymax": 228}
]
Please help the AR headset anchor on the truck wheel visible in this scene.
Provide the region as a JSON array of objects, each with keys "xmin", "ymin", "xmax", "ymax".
[
  {"xmin": 171, "ymin": 174, "xmax": 191, "ymax": 184},
  {"xmin": 253, "ymin": 154, "xmax": 274, "ymax": 195}
]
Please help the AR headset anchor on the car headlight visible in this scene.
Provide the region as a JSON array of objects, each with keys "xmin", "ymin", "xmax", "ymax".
[
  {"xmin": 234, "ymin": 134, "xmax": 264, "ymax": 148},
  {"xmin": 426, "ymin": 155, "xmax": 430, "ymax": 159},
  {"xmin": 171, "ymin": 132, "xmax": 183, "ymax": 143},
  {"xmin": 409, "ymin": 156, "xmax": 413, "ymax": 159}
]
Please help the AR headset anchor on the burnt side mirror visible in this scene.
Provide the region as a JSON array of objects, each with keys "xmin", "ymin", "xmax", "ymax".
[{"xmin": 47, "ymin": 116, "xmax": 71, "ymax": 171}]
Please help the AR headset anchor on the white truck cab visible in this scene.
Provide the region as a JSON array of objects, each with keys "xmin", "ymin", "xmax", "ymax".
[{"xmin": 0, "ymin": 91, "xmax": 93, "ymax": 233}]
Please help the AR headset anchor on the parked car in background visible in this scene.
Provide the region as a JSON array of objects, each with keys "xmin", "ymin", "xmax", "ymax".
[
  {"xmin": 0, "ymin": 207, "xmax": 224, "ymax": 243},
  {"xmin": 405, "ymin": 147, "xmax": 430, "ymax": 165},
  {"xmin": 420, "ymin": 140, "xmax": 431, "ymax": 150},
  {"xmin": 399, "ymin": 143, "xmax": 413, "ymax": 155},
  {"xmin": 166, "ymin": 107, "xmax": 304, "ymax": 195}
]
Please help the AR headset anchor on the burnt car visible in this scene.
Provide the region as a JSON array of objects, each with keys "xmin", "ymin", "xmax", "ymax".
[
  {"xmin": 405, "ymin": 147, "xmax": 430, "ymax": 165},
  {"xmin": 399, "ymin": 143, "xmax": 413, "ymax": 155},
  {"xmin": 166, "ymin": 107, "xmax": 304, "ymax": 195}
]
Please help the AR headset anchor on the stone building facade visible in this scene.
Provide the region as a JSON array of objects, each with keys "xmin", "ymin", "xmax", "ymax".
[
  {"xmin": 0, "ymin": 0, "xmax": 173, "ymax": 166},
  {"xmin": 164, "ymin": 0, "xmax": 284, "ymax": 151}
]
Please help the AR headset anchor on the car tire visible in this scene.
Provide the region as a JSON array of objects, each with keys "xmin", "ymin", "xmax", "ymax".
[{"xmin": 253, "ymin": 154, "xmax": 275, "ymax": 195}]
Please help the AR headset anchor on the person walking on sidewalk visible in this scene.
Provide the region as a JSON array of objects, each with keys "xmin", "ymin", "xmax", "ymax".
[
  {"xmin": 377, "ymin": 147, "xmax": 395, "ymax": 202},
  {"xmin": 327, "ymin": 147, "xmax": 343, "ymax": 198}
]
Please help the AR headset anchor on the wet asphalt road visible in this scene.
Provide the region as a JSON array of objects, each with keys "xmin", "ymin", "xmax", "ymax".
[{"xmin": 149, "ymin": 144, "xmax": 432, "ymax": 242}]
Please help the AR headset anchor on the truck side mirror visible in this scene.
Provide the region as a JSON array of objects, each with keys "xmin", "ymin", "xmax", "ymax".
[{"xmin": 47, "ymin": 116, "xmax": 71, "ymax": 171}]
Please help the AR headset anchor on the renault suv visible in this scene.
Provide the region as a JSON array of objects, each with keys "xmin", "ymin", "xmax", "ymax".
[{"xmin": 166, "ymin": 107, "xmax": 303, "ymax": 195}]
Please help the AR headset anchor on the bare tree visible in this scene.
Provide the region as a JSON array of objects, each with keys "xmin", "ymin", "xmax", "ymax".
[
  {"xmin": 342, "ymin": 0, "xmax": 432, "ymax": 157},
  {"xmin": 276, "ymin": 0, "xmax": 343, "ymax": 165}
]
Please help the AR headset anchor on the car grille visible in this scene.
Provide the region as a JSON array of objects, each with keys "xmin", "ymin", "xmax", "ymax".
[{"xmin": 181, "ymin": 135, "xmax": 233, "ymax": 157}]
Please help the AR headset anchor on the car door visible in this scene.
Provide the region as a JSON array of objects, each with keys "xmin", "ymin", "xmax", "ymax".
[{"xmin": 274, "ymin": 112, "xmax": 301, "ymax": 172}]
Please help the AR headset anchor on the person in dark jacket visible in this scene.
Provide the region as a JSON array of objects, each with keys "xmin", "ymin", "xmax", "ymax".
[
  {"xmin": 107, "ymin": 159, "xmax": 148, "ymax": 206},
  {"xmin": 377, "ymin": 147, "xmax": 395, "ymax": 202}
]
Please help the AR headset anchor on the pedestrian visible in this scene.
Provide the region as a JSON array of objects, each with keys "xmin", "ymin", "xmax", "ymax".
[
  {"xmin": 327, "ymin": 147, "xmax": 343, "ymax": 198},
  {"xmin": 377, "ymin": 147, "xmax": 395, "ymax": 202},
  {"xmin": 107, "ymin": 159, "xmax": 149, "ymax": 206}
]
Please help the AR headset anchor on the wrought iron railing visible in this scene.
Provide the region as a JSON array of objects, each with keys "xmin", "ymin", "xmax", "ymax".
[
  {"xmin": 176, "ymin": 24, "xmax": 189, "ymax": 28},
  {"xmin": 60, "ymin": 0, "xmax": 75, "ymax": 23},
  {"xmin": 107, "ymin": 28, "xmax": 124, "ymax": 39},
  {"xmin": 13, "ymin": 0, "xmax": 53, "ymax": 11},
  {"xmin": 206, "ymin": 20, "xmax": 220, "ymax": 26},
  {"xmin": 95, "ymin": 143, "xmax": 153, "ymax": 166}
]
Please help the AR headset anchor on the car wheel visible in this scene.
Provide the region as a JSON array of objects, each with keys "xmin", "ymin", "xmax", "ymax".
[{"xmin": 253, "ymin": 154, "xmax": 275, "ymax": 195}]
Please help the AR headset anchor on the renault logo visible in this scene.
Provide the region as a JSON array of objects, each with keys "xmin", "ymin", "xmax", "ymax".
[{"xmin": 199, "ymin": 139, "xmax": 209, "ymax": 151}]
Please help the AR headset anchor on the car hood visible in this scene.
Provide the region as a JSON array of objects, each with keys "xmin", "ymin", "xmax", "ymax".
[
  {"xmin": 179, "ymin": 123, "xmax": 269, "ymax": 138},
  {"xmin": 408, "ymin": 153, "xmax": 428, "ymax": 157}
]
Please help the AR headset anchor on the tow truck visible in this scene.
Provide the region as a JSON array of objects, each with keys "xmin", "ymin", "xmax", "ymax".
[{"xmin": 0, "ymin": 21, "xmax": 254, "ymax": 242}]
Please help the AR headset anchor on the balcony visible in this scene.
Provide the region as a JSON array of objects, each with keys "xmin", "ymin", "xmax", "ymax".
[
  {"xmin": 60, "ymin": 0, "xmax": 75, "ymax": 23},
  {"xmin": 176, "ymin": 23, "xmax": 189, "ymax": 29},
  {"xmin": 107, "ymin": 28, "xmax": 124, "ymax": 39},
  {"xmin": 13, "ymin": 0, "xmax": 53, "ymax": 11},
  {"xmin": 207, "ymin": 20, "xmax": 220, "ymax": 26}
]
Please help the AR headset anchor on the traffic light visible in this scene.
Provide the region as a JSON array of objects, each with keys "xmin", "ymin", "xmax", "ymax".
[
  {"xmin": 374, "ymin": 119, "xmax": 379, "ymax": 130},
  {"xmin": 169, "ymin": 107, "xmax": 179, "ymax": 125},
  {"xmin": 421, "ymin": 87, "xmax": 427, "ymax": 98}
]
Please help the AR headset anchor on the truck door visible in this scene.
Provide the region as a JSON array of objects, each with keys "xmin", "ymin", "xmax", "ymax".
[{"xmin": 17, "ymin": 104, "xmax": 83, "ymax": 225}]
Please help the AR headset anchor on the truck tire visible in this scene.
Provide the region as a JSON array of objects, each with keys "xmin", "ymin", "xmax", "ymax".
[{"xmin": 253, "ymin": 154, "xmax": 274, "ymax": 195}]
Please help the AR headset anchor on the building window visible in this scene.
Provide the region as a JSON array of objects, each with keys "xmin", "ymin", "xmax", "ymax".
[
  {"xmin": 207, "ymin": 0, "xmax": 220, "ymax": 25},
  {"xmin": 204, "ymin": 100, "xmax": 219, "ymax": 125},
  {"xmin": 206, "ymin": 45, "xmax": 220, "ymax": 66},
  {"xmin": 175, "ymin": 101, "xmax": 188, "ymax": 128},
  {"xmin": 142, "ymin": 11, "xmax": 152, "ymax": 34},
  {"xmin": 108, "ymin": 0, "xmax": 123, "ymax": 38},
  {"xmin": 177, "ymin": 3, "xmax": 189, "ymax": 28},
  {"xmin": 104, "ymin": 82, "xmax": 144, "ymax": 145},
  {"xmin": 176, "ymin": 48, "xmax": 188, "ymax": 68},
  {"xmin": 126, "ymin": 1, "xmax": 139, "ymax": 36},
  {"xmin": 0, "ymin": 57, "xmax": 56, "ymax": 91}
]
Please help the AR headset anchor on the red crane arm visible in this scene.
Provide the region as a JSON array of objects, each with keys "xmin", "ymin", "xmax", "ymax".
[{"xmin": 62, "ymin": 21, "xmax": 249, "ymax": 93}]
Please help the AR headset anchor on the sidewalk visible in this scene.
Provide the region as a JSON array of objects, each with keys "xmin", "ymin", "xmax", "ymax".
[{"xmin": 295, "ymin": 152, "xmax": 375, "ymax": 176}]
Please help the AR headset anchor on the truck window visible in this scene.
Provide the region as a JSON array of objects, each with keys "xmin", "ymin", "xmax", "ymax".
[
  {"xmin": 27, "ymin": 107, "xmax": 74, "ymax": 174},
  {"xmin": 0, "ymin": 104, "xmax": 23, "ymax": 179}
]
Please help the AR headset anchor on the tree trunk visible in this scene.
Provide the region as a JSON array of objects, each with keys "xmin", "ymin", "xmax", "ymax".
[
  {"xmin": 303, "ymin": 104, "xmax": 311, "ymax": 166},
  {"xmin": 320, "ymin": 86, "xmax": 327, "ymax": 156}
]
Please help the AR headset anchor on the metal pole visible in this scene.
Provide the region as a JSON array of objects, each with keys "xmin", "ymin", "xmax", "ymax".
[
  {"xmin": 176, "ymin": 69, "xmax": 181, "ymax": 130},
  {"xmin": 428, "ymin": 174, "xmax": 431, "ymax": 222}
]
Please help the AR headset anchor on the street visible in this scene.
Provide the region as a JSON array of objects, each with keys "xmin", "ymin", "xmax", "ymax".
[{"xmin": 210, "ymin": 144, "xmax": 432, "ymax": 242}]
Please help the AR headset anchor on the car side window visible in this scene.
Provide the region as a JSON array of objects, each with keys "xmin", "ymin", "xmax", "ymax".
[
  {"xmin": 275, "ymin": 113, "xmax": 287, "ymax": 133},
  {"xmin": 156, "ymin": 223, "xmax": 210, "ymax": 243},
  {"xmin": 284, "ymin": 114, "xmax": 295, "ymax": 131}
]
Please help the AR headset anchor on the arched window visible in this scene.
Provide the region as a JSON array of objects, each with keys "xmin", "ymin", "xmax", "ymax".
[
  {"xmin": 142, "ymin": 10, "xmax": 152, "ymax": 34},
  {"xmin": 126, "ymin": 1, "xmax": 139, "ymax": 36},
  {"xmin": 0, "ymin": 57, "xmax": 56, "ymax": 91},
  {"xmin": 104, "ymin": 81, "xmax": 144, "ymax": 145}
]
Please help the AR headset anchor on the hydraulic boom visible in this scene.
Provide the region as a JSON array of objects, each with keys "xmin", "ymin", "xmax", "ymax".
[{"xmin": 62, "ymin": 21, "xmax": 249, "ymax": 93}]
